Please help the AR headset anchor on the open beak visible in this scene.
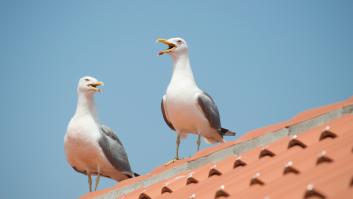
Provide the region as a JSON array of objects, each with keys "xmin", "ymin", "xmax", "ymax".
[
  {"xmin": 157, "ymin": 38, "xmax": 176, "ymax": 55},
  {"xmin": 88, "ymin": 81, "xmax": 104, "ymax": 92}
]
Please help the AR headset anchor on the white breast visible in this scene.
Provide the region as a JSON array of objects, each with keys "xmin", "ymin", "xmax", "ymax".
[
  {"xmin": 64, "ymin": 115, "xmax": 129, "ymax": 181},
  {"xmin": 165, "ymin": 81, "xmax": 203, "ymax": 135},
  {"xmin": 64, "ymin": 116, "xmax": 103, "ymax": 172}
]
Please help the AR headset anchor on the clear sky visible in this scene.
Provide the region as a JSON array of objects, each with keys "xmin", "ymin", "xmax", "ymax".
[{"xmin": 1, "ymin": 0, "xmax": 352, "ymax": 198}]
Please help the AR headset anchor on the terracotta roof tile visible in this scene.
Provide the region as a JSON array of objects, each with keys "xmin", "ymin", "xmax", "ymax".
[{"xmin": 82, "ymin": 96, "xmax": 353, "ymax": 199}]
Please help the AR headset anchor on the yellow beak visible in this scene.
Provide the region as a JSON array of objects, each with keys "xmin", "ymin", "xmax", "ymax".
[
  {"xmin": 89, "ymin": 81, "xmax": 104, "ymax": 92},
  {"xmin": 157, "ymin": 38, "xmax": 176, "ymax": 55},
  {"xmin": 94, "ymin": 81, "xmax": 104, "ymax": 86}
]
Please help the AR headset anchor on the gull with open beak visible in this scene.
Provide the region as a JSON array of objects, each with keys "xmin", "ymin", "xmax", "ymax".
[
  {"xmin": 64, "ymin": 76, "xmax": 138, "ymax": 192},
  {"xmin": 157, "ymin": 37, "xmax": 236, "ymax": 163}
]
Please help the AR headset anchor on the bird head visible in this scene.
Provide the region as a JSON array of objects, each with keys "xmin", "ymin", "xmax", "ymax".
[
  {"xmin": 157, "ymin": 37, "xmax": 188, "ymax": 57},
  {"xmin": 77, "ymin": 76, "xmax": 104, "ymax": 94}
]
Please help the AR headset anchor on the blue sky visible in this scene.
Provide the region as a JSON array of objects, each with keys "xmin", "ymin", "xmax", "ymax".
[{"xmin": 1, "ymin": 0, "xmax": 352, "ymax": 198}]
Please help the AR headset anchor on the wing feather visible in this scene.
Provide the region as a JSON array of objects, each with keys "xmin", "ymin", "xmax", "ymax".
[
  {"xmin": 196, "ymin": 92, "xmax": 221, "ymax": 131},
  {"xmin": 98, "ymin": 125, "xmax": 133, "ymax": 177},
  {"xmin": 161, "ymin": 95, "xmax": 175, "ymax": 130}
]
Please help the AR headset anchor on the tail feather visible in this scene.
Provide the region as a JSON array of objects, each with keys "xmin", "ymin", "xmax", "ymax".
[
  {"xmin": 124, "ymin": 171, "xmax": 140, "ymax": 178},
  {"xmin": 219, "ymin": 128, "xmax": 236, "ymax": 136}
]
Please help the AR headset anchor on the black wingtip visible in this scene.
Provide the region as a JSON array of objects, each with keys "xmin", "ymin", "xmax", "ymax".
[
  {"xmin": 220, "ymin": 128, "xmax": 236, "ymax": 136},
  {"xmin": 133, "ymin": 172, "xmax": 140, "ymax": 177}
]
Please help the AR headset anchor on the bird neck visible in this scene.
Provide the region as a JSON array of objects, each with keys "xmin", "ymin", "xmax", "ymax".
[
  {"xmin": 170, "ymin": 53, "xmax": 196, "ymax": 85},
  {"xmin": 75, "ymin": 92, "xmax": 98, "ymax": 120}
]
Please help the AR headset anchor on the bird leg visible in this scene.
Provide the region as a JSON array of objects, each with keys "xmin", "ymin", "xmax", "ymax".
[
  {"xmin": 94, "ymin": 167, "xmax": 101, "ymax": 191},
  {"xmin": 176, "ymin": 134, "xmax": 181, "ymax": 160},
  {"xmin": 88, "ymin": 174, "xmax": 92, "ymax": 192},
  {"xmin": 164, "ymin": 134, "xmax": 181, "ymax": 165},
  {"xmin": 196, "ymin": 134, "xmax": 201, "ymax": 151}
]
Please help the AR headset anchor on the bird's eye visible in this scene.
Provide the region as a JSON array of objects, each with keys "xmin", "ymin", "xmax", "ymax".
[
  {"xmin": 177, "ymin": 40, "xmax": 183, "ymax": 44},
  {"xmin": 84, "ymin": 78, "xmax": 90, "ymax": 81}
]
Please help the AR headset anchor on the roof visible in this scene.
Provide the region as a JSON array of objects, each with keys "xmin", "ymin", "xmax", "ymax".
[{"xmin": 82, "ymin": 96, "xmax": 353, "ymax": 199}]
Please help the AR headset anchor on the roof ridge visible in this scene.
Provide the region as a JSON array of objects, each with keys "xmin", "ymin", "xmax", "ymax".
[
  {"xmin": 87, "ymin": 102, "xmax": 353, "ymax": 199},
  {"xmin": 238, "ymin": 96, "xmax": 353, "ymax": 142}
]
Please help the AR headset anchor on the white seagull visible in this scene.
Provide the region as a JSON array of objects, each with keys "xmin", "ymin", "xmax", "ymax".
[
  {"xmin": 157, "ymin": 37, "xmax": 236, "ymax": 161},
  {"xmin": 64, "ymin": 76, "xmax": 137, "ymax": 192}
]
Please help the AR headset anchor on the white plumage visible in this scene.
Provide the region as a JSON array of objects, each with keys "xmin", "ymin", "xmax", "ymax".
[
  {"xmin": 64, "ymin": 76, "xmax": 135, "ymax": 192},
  {"xmin": 158, "ymin": 37, "xmax": 235, "ymax": 160}
]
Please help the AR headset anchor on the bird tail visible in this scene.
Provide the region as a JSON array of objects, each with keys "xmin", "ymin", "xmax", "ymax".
[
  {"xmin": 123, "ymin": 171, "xmax": 140, "ymax": 178},
  {"xmin": 219, "ymin": 128, "xmax": 236, "ymax": 136}
]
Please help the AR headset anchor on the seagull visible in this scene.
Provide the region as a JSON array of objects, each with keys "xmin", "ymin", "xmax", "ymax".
[
  {"xmin": 157, "ymin": 37, "xmax": 236, "ymax": 161},
  {"xmin": 64, "ymin": 76, "xmax": 137, "ymax": 192}
]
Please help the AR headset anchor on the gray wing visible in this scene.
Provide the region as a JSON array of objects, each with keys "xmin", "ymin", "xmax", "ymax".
[
  {"xmin": 99, "ymin": 124, "xmax": 133, "ymax": 176},
  {"xmin": 196, "ymin": 92, "xmax": 221, "ymax": 131},
  {"xmin": 161, "ymin": 95, "xmax": 175, "ymax": 130}
]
